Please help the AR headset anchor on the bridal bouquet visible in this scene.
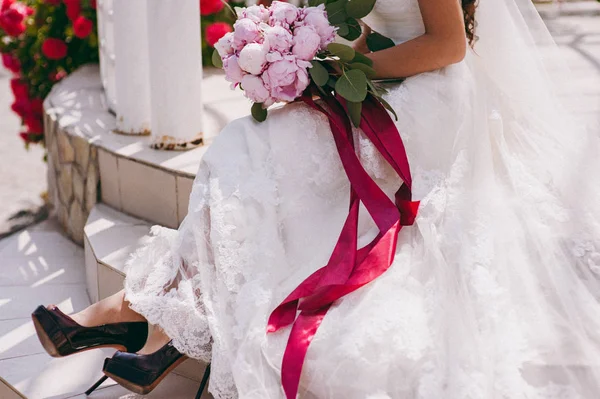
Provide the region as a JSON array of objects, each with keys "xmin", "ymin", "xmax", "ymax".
[{"xmin": 212, "ymin": 0, "xmax": 396, "ymax": 126}]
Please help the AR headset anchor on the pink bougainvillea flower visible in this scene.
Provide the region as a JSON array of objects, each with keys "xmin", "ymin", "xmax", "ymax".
[
  {"xmin": 200, "ymin": 0, "xmax": 226, "ymax": 16},
  {"xmin": 42, "ymin": 38, "xmax": 68, "ymax": 60},
  {"xmin": 0, "ymin": 0, "xmax": 34, "ymax": 37},
  {"xmin": 73, "ymin": 15, "xmax": 93, "ymax": 38},
  {"xmin": 1, "ymin": 53, "xmax": 21, "ymax": 74},
  {"xmin": 205, "ymin": 22, "xmax": 232, "ymax": 47}
]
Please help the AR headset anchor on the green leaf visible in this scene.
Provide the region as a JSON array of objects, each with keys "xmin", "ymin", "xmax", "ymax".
[
  {"xmin": 348, "ymin": 62, "xmax": 377, "ymax": 79},
  {"xmin": 326, "ymin": 76, "xmax": 338, "ymax": 89},
  {"xmin": 366, "ymin": 31, "xmax": 396, "ymax": 52},
  {"xmin": 336, "ymin": 23, "xmax": 349, "ymax": 37},
  {"xmin": 352, "ymin": 51, "xmax": 373, "ymax": 67},
  {"xmin": 326, "ymin": 0, "xmax": 348, "ymax": 25},
  {"xmin": 367, "ymin": 79, "xmax": 381, "ymax": 97},
  {"xmin": 327, "ymin": 42, "xmax": 355, "ymax": 62},
  {"xmin": 345, "ymin": 0, "xmax": 377, "ymax": 19},
  {"xmin": 309, "ymin": 60, "xmax": 330, "ymax": 86},
  {"xmin": 379, "ymin": 97, "xmax": 398, "ymax": 121},
  {"xmin": 212, "ymin": 50, "xmax": 223, "ymax": 68},
  {"xmin": 251, "ymin": 102, "xmax": 268, "ymax": 123},
  {"xmin": 308, "ymin": 0, "xmax": 326, "ymax": 6},
  {"xmin": 335, "ymin": 69, "xmax": 368, "ymax": 102},
  {"xmin": 347, "ymin": 101, "xmax": 362, "ymax": 127},
  {"xmin": 342, "ymin": 17, "xmax": 362, "ymax": 41}
]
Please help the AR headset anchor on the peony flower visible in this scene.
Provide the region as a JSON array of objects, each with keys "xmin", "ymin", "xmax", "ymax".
[
  {"xmin": 0, "ymin": 0, "xmax": 34, "ymax": 37},
  {"xmin": 238, "ymin": 42, "xmax": 267, "ymax": 75},
  {"xmin": 233, "ymin": 18, "xmax": 262, "ymax": 48},
  {"xmin": 42, "ymin": 38, "xmax": 68, "ymax": 60},
  {"xmin": 215, "ymin": 31, "xmax": 235, "ymax": 57},
  {"xmin": 301, "ymin": 4, "xmax": 336, "ymax": 47},
  {"xmin": 1, "ymin": 53, "xmax": 20, "ymax": 74},
  {"xmin": 205, "ymin": 22, "xmax": 232, "ymax": 47},
  {"xmin": 292, "ymin": 25, "xmax": 321, "ymax": 61},
  {"xmin": 269, "ymin": 1, "xmax": 298, "ymax": 27},
  {"xmin": 223, "ymin": 55, "xmax": 245, "ymax": 84},
  {"xmin": 241, "ymin": 74, "xmax": 271, "ymax": 104},
  {"xmin": 64, "ymin": 0, "xmax": 81, "ymax": 21},
  {"xmin": 263, "ymin": 25, "xmax": 293, "ymax": 53},
  {"xmin": 263, "ymin": 55, "xmax": 310, "ymax": 102},
  {"xmin": 238, "ymin": 4, "xmax": 269, "ymax": 24},
  {"xmin": 73, "ymin": 16, "xmax": 93, "ymax": 38},
  {"xmin": 200, "ymin": 0, "xmax": 225, "ymax": 16}
]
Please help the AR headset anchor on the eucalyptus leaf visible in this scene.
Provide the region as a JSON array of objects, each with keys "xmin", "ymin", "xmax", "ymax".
[
  {"xmin": 345, "ymin": 0, "xmax": 377, "ymax": 19},
  {"xmin": 309, "ymin": 60, "xmax": 330, "ymax": 86},
  {"xmin": 352, "ymin": 51, "xmax": 373, "ymax": 66},
  {"xmin": 326, "ymin": 0, "xmax": 348, "ymax": 25},
  {"xmin": 335, "ymin": 69, "xmax": 368, "ymax": 102},
  {"xmin": 212, "ymin": 50, "xmax": 223, "ymax": 68},
  {"xmin": 343, "ymin": 17, "xmax": 362, "ymax": 41},
  {"xmin": 327, "ymin": 76, "xmax": 338, "ymax": 89},
  {"xmin": 347, "ymin": 101, "xmax": 362, "ymax": 127},
  {"xmin": 251, "ymin": 102, "xmax": 268, "ymax": 123},
  {"xmin": 349, "ymin": 62, "xmax": 377, "ymax": 79},
  {"xmin": 327, "ymin": 42, "xmax": 356, "ymax": 62},
  {"xmin": 379, "ymin": 97, "xmax": 398, "ymax": 121},
  {"xmin": 366, "ymin": 31, "xmax": 396, "ymax": 52},
  {"xmin": 367, "ymin": 79, "xmax": 381, "ymax": 97},
  {"xmin": 336, "ymin": 23, "xmax": 350, "ymax": 37}
]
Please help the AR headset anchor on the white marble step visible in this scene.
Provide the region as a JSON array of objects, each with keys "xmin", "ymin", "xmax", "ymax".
[
  {"xmin": 84, "ymin": 204, "xmax": 210, "ymax": 389},
  {"xmin": 0, "ymin": 221, "xmax": 210, "ymax": 398}
]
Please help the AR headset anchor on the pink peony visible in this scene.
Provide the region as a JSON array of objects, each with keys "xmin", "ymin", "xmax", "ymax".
[
  {"xmin": 301, "ymin": 4, "xmax": 336, "ymax": 47},
  {"xmin": 215, "ymin": 31, "xmax": 235, "ymax": 57},
  {"xmin": 269, "ymin": 1, "xmax": 298, "ymax": 26},
  {"xmin": 292, "ymin": 25, "xmax": 321, "ymax": 61},
  {"xmin": 264, "ymin": 25, "xmax": 293, "ymax": 53},
  {"xmin": 223, "ymin": 55, "xmax": 245, "ymax": 83},
  {"xmin": 233, "ymin": 18, "xmax": 261, "ymax": 48},
  {"xmin": 263, "ymin": 55, "xmax": 310, "ymax": 102},
  {"xmin": 238, "ymin": 4, "xmax": 269, "ymax": 23},
  {"xmin": 238, "ymin": 42, "xmax": 268, "ymax": 75},
  {"xmin": 241, "ymin": 74, "xmax": 271, "ymax": 103}
]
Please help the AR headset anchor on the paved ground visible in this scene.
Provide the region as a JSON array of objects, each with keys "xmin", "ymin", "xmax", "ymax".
[{"xmin": 0, "ymin": 67, "xmax": 46, "ymax": 226}]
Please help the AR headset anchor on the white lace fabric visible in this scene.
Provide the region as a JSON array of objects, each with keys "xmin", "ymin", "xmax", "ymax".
[{"xmin": 125, "ymin": 0, "xmax": 600, "ymax": 397}]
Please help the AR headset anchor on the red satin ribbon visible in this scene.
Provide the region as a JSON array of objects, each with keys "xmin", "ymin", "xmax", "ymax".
[{"xmin": 267, "ymin": 93, "xmax": 419, "ymax": 399}]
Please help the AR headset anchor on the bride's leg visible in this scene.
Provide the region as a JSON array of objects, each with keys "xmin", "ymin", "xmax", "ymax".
[
  {"xmin": 70, "ymin": 289, "xmax": 146, "ymax": 327},
  {"xmin": 70, "ymin": 289, "xmax": 172, "ymax": 354}
]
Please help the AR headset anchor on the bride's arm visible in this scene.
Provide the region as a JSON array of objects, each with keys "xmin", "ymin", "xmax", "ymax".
[{"xmin": 365, "ymin": 0, "xmax": 467, "ymax": 79}]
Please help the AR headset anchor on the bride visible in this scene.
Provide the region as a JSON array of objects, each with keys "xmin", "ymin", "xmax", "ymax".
[{"xmin": 31, "ymin": 0, "xmax": 600, "ymax": 398}]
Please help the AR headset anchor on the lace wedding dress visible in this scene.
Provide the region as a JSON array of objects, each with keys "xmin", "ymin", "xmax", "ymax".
[{"xmin": 124, "ymin": 0, "xmax": 600, "ymax": 398}]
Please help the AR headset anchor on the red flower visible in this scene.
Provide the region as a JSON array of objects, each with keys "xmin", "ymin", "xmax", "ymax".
[
  {"xmin": 30, "ymin": 98, "xmax": 44, "ymax": 117},
  {"xmin": 42, "ymin": 38, "xmax": 68, "ymax": 60},
  {"xmin": 64, "ymin": 0, "xmax": 81, "ymax": 21},
  {"xmin": 200, "ymin": 0, "xmax": 226, "ymax": 16},
  {"xmin": 0, "ymin": 0, "xmax": 34, "ymax": 37},
  {"xmin": 10, "ymin": 78, "xmax": 28, "ymax": 100},
  {"xmin": 1, "ymin": 53, "xmax": 20, "ymax": 74},
  {"xmin": 19, "ymin": 131, "xmax": 43, "ymax": 144},
  {"xmin": 90, "ymin": 0, "xmax": 96, "ymax": 9},
  {"xmin": 205, "ymin": 22, "xmax": 232, "ymax": 47},
  {"xmin": 25, "ymin": 116, "xmax": 43, "ymax": 133},
  {"xmin": 73, "ymin": 15, "xmax": 93, "ymax": 38}
]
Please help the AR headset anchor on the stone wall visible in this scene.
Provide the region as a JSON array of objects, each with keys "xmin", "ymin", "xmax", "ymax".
[{"xmin": 45, "ymin": 108, "xmax": 99, "ymax": 245}]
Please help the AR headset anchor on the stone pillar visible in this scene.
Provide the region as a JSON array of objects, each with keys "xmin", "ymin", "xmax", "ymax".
[
  {"xmin": 97, "ymin": 0, "xmax": 117, "ymax": 112},
  {"xmin": 146, "ymin": 0, "xmax": 204, "ymax": 150},
  {"xmin": 113, "ymin": 0, "xmax": 151, "ymax": 135}
]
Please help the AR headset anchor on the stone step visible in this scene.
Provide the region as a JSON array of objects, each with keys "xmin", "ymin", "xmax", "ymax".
[
  {"xmin": 0, "ymin": 220, "xmax": 210, "ymax": 398},
  {"xmin": 84, "ymin": 203, "xmax": 211, "ymax": 389},
  {"xmin": 44, "ymin": 65, "xmax": 250, "ymax": 244}
]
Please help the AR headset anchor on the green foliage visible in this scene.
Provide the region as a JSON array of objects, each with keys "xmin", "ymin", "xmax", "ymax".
[
  {"xmin": 366, "ymin": 31, "xmax": 396, "ymax": 52},
  {"xmin": 309, "ymin": 60, "xmax": 330, "ymax": 86},
  {"xmin": 335, "ymin": 69, "xmax": 367, "ymax": 103},
  {"xmin": 251, "ymin": 102, "xmax": 268, "ymax": 122}
]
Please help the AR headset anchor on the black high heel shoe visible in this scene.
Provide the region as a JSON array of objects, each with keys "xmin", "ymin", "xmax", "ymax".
[
  {"xmin": 31, "ymin": 305, "xmax": 148, "ymax": 358},
  {"xmin": 102, "ymin": 340, "xmax": 186, "ymax": 395}
]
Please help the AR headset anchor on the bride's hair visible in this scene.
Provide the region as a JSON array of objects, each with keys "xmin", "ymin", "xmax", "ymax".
[{"xmin": 462, "ymin": 0, "xmax": 477, "ymax": 46}]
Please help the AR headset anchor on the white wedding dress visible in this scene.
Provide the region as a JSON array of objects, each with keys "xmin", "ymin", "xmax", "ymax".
[{"xmin": 124, "ymin": 0, "xmax": 600, "ymax": 398}]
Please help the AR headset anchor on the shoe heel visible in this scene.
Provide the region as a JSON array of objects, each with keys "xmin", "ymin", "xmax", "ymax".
[
  {"xmin": 85, "ymin": 375, "xmax": 108, "ymax": 396},
  {"xmin": 31, "ymin": 307, "xmax": 70, "ymax": 357}
]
